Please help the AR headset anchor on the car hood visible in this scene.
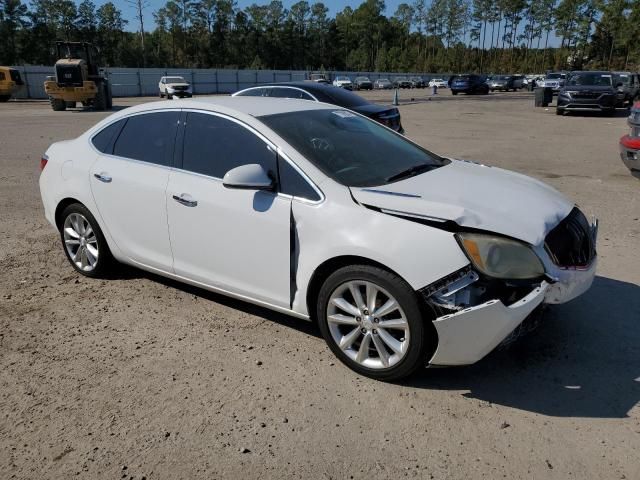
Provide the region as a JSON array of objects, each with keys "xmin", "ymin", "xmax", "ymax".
[
  {"xmin": 350, "ymin": 160, "xmax": 574, "ymax": 246},
  {"xmin": 166, "ymin": 82, "xmax": 190, "ymax": 88}
]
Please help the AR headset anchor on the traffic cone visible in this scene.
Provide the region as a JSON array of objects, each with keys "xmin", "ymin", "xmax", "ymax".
[{"xmin": 393, "ymin": 88, "xmax": 399, "ymax": 106}]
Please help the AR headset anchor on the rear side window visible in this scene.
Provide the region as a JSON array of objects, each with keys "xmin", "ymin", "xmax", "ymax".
[
  {"xmin": 91, "ymin": 119, "xmax": 124, "ymax": 154},
  {"xmin": 269, "ymin": 87, "xmax": 314, "ymax": 100},
  {"xmin": 236, "ymin": 88, "xmax": 267, "ymax": 97},
  {"xmin": 10, "ymin": 69, "xmax": 23, "ymax": 84},
  {"xmin": 278, "ymin": 158, "xmax": 321, "ymax": 201},
  {"xmin": 181, "ymin": 112, "xmax": 276, "ymax": 178},
  {"xmin": 113, "ymin": 112, "xmax": 179, "ymax": 166}
]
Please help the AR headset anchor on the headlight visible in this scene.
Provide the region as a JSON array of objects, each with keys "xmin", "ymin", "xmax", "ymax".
[
  {"xmin": 166, "ymin": 87, "xmax": 175, "ymax": 92},
  {"xmin": 456, "ymin": 233, "xmax": 545, "ymax": 279}
]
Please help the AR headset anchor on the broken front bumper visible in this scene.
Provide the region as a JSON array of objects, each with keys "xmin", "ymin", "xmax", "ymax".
[{"xmin": 429, "ymin": 282, "xmax": 548, "ymax": 366}]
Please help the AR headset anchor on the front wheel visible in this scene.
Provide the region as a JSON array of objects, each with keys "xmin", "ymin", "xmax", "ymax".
[
  {"xmin": 317, "ymin": 265, "xmax": 428, "ymax": 381},
  {"xmin": 59, "ymin": 203, "xmax": 115, "ymax": 278}
]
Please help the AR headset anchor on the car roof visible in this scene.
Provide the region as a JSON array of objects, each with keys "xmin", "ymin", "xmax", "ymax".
[{"xmin": 113, "ymin": 96, "xmax": 336, "ymax": 119}]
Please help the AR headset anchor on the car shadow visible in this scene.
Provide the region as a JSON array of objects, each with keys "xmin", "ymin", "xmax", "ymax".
[
  {"xmin": 113, "ymin": 268, "xmax": 638, "ymax": 418},
  {"xmin": 406, "ymin": 275, "xmax": 640, "ymax": 418}
]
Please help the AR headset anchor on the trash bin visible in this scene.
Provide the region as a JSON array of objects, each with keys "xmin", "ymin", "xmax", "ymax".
[
  {"xmin": 534, "ymin": 87, "xmax": 553, "ymax": 107},
  {"xmin": 528, "ymin": 81, "xmax": 534, "ymax": 92}
]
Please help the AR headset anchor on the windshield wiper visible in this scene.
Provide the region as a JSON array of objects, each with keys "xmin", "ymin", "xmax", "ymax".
[{"xmin": 386, "ymin": 164, "xmax": 435, "ymax": 183}]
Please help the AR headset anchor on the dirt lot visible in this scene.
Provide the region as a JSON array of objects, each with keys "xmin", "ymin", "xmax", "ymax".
[{"xmin": 1, "ymin": 91, "xmax": 639, "ymax": 480}]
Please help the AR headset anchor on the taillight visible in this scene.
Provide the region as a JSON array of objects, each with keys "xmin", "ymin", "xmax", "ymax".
[{"xmin": 40, "ymin": 154, "xmax": 48, "ymax": 171}]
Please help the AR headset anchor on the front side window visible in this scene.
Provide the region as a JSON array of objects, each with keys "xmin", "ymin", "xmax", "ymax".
[
  {"xmin": 181, "ymin": 112, "xmax": 276, "ymax": 179},
  {"xmin": 261, "ymin": 109, "xmax": 447, "ymax": 188},
  {"xmin": 113, "ymin": 111, "xmax": 179, "ymax": 166},
  {"xmin": 278, "ymin": 157, "xmax": 321, "ymax": 201}
]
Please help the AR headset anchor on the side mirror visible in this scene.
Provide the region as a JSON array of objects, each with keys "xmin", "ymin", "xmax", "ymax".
[{"xmin": 223, "ymin": 164, "xmax": 275, "ymax": 191}]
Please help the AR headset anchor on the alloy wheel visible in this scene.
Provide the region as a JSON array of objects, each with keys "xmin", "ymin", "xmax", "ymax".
[
  {"xmin": 63, "ymin": 213, "xmax": 99, "ymax": 272},
  {"xmin": 326, "ymin": 280, "xmax": 410, "ymax": 369}
]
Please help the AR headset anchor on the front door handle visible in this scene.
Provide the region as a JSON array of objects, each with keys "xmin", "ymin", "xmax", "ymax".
[
  {"xmin": 94, "ymin": 172, "xmax": 112, "ymax": 183},
  {"xmin": 172, "ymin": 194, "xmax": 198, "ymax": 207}
]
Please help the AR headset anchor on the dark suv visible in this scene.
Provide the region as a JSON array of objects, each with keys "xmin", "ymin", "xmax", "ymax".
[
  {"xmin": 557, "ymin": 71, "xmax": 618, "ymax": 116},
  {"xmin": 450, "ymin": 75, "xmax": 489, "ymax": 95},
  {"xmin": 613, "ymin": 72, "xmax": 640, "ymax": 107}
]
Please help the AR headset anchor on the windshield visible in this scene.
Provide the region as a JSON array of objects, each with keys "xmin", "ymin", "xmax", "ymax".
[
  {"xmin": 336, "ymin": 76, "xmax": 350, "ymax": 81},
  {"xmin": 546, "ymin": 73, "xmax": 564, "ymax": 80},
  {"xmin": 356, "ymin": 77, "xmax": 370, "ymax": 82},
  {"xmin": 567, "ymin": 73, "xmax": 613, "ymax": 87},
  {"xmin": 496, "ymin": 75, "xmax": 511, "ymax": 80},
  {"xmin": 165, "ymin": 76, "xmax": 186, "ymax": 83},
  {"xmin": 260, "ymin": 110, "xmax": 447, "ymax": 187}
]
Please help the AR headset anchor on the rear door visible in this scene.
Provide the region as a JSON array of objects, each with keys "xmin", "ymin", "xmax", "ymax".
[{"xmin": 90, "ymin": 110, "xmax": 179, "ymax": 271}]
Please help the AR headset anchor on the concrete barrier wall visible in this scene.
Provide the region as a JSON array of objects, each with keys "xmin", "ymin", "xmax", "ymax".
[{"xmin": 9, "ymin": 66, "xmax": 451, "ymax": 99}]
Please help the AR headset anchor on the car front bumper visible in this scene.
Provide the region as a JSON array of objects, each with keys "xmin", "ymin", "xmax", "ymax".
[
  {"xmin": 428, "ymin": 220, "xmax": 598, "ymax": 367},
  {"xmin": 168, "ymin": 91, "xmax": 192, "ymax": 98}
]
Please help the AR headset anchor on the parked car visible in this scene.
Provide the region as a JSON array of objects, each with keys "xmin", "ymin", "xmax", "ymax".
[
  {"xmin": 332, "ymin": 76, "xmax": 353, "ymax": 90},
  {"xmin": 393, "ymin": 77, "xmax": 412, "ymax": 89},
  {"xmin": 354, "ymin": 76, "xmax": 373, "ymax": 90},
  {"xmin": 233, "ymin": 82, "xmax": 404, "ymax": 133},
  {"xmin": 613, "ymin": 72, "xmax": 640, "ymax": 107},
  {"xmin": 409, "ymin": 77, "xmax": 425, "ymax": 88},
  {"xmin": 450, "ymin": 75, "xmax": 489, "ymax": 95},
  {"xmin": 0, "ymin": 66, "xmax": 24, "ymax": 101},
  {"xmin": 39, "ymin": 97, "xmax": 598, "ymax": 380},
  {"xmin": 158, "ymin": 76, "xmax": 192, "ymax": 99},
  {"xmin": 556, "ymin": 71, "xmax": 618, "ymax": 116},
  {"xmin": 487, "ymin": 75, "xmax": 525, "ymax": 91},
  {"xmin": 374, "ymin": 78, "xmax": 392, "ymax": 89},
  {"xmin": 537, "ymin": 72, "xmax": 566, "ymax": 94},
  {"xmin": 619, "ymin": 101, "xmax": 640, "ymax": 177},
  {"xmin": 428, "ymin": 78, "xmax": 447, "ymax": 88},
  {"xmin": 309, "ymin": 73, "xmax": 330, "ymax": 84}
]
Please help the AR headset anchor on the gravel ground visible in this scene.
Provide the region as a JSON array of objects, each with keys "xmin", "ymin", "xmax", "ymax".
[{"xmin": 0, "ymin": 91, "xmax": 639, "ymax": 480}]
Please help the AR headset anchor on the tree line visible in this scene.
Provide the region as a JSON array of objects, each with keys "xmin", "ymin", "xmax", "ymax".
[{"xmin": 1, "ymin": 0, "xmax": 638, "ymax": 74}]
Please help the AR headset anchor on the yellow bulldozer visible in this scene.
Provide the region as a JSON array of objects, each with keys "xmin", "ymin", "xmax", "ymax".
[
  {"xmin": 0, "ymin": 66, "xmax": 24, "ymax": 101},
  {"xmin": 44, "ymin": 41, "xmax": 112, "ymax": 111}
]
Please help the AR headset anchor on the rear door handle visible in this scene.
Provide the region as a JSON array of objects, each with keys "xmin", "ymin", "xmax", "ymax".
[
  {"xmin": 172, "ymin": 194, "xmax": 198, "ymax": 207},
  {"xmin": 93, "ymin": 172, "xmax": 112, "ymax": 183}
]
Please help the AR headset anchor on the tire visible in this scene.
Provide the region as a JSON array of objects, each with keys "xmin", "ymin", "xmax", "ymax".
[
  {"xmin": 59, "ymin": 203, "xmax": 115, "ymax": 278},
  {"xmin": 159, "ymin": 91, "xmax": 164, "ymax": 98},
  {"xmin": 0, "ymin": 95, "xmax": 10, "ymax": 102},
  {"xmin": 556, "ymin": 108, "xmax": 563, "ymax": 115},
  {"xmin": 452, "ymin": 91, "xmax": 458, "ymax": 95},
  {"xmin": 93, "ymin": 82, "xmax": 107, "ymax": 111},
  {"xmin": 50, "ymin": 97, "xmax": 66, "ymax": 111},
  {"xmin": 65, "ymin": 101, "xmax": 76, "ymax": 108},
  {"xmin": 316, "ymin": 265, "xmax": 428, "ymax": 381}
]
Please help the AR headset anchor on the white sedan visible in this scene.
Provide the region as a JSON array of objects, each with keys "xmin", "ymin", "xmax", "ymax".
[
  {"xmin": 39, "ymin": 98, "xmax": 597, "ymax": 380},
  {"xmin": 429, "ymin": 78, "xmax": 448, "ymax": 88},
  {"xmin": 332, "ymin": 76, "xmax": 353, "ymax": 90}
]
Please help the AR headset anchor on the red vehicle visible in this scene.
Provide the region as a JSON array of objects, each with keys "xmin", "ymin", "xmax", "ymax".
[{"xmin": 620, "ymin": 102, "xmax": 640, "ymax": 177}]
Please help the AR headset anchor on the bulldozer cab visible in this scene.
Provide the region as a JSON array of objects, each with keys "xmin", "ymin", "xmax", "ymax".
[{"xmin": 55, "ymin": 42, "xmax": 100, "ymax": 77}]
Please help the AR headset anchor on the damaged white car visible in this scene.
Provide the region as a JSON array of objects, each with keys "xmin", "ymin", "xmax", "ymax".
[{"xmin": 39, "ymin": 98, "xmax": 598, "ymax": 380}]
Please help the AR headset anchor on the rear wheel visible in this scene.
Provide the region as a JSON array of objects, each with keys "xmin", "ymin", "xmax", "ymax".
[
  {"xmin": 452, "ymin": 91, "xmax": 458, "ymax": 95},
  {"xmin": 317, "ymin": 265, "xmax": 427, "ymax": 381},
  {"xmin": 0, "ymin": 95, "xmax": 10, "ymax": 102},
  {"xmin": 50, "ymin": 97, "xmax": 66, "ymax": 111},
  {"xmin": 59, "ymin": 203, "xmax": 115, "ymax": 278}
]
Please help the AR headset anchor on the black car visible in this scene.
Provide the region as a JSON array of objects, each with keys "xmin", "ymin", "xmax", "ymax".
[
  {"xmin": 450, "ymin": 75, "xmax": 489, "ymax": 95},
  {"xmin": 392, "ymin": 77, "xmax": 412, "ymax": 89},
  {"xmin": 232, "ymin": 82, "xmax": 404, "ymax": 133},
  {"xmin": 353, "ymin": 76, "xmax": 373, "ymax": 90},
  {"xmin": 557, "ymin": 71, "xmax": 619, "ymax": 116},
  {"xmin": 409, "ymin": 76, "xmax": 425, "ymax": 88},
  {"xmin": 613, "ymin": 72, "xmax": 640, "ymax": 107}
]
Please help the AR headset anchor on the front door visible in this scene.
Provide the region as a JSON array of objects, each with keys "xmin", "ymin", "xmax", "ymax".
[{"xmin": 166, "ymin": 111, "xmax": 291, "ymax": 307}]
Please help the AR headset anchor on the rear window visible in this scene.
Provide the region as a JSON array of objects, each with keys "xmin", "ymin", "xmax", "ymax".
[{"xmin": 317, "ymin": 87, "xmax": 369, "ymax": 108}]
